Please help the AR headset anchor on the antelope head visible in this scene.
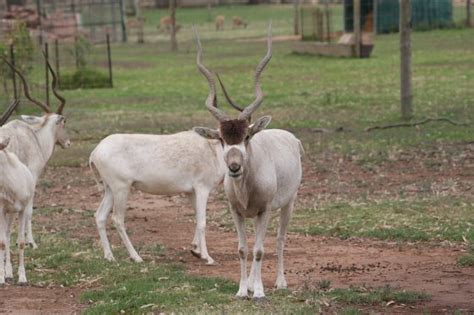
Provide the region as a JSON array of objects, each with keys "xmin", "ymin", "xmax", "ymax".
[
  {"xmin": 193, "ymin": 24, "xmax": 272, "ymax": 178},
  {"xmin": 1, "ymin": 55, "xmax": 71, "ymax": 149}
]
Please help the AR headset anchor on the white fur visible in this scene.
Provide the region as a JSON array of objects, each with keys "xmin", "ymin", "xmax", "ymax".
[
  {"xmin": 0, "ymin": 114, "xmax": 70, "ymax": 249},
  {"xmin": 0, "ymin": 137, "xmax": 35, "ymax": 285},
  {"xmin": 195, "ymin": 125, "xmax": 303, "ymax": 299},
  {"xmin": 89, "ymin": 131, "xmax": 226, "ymax": 264}
]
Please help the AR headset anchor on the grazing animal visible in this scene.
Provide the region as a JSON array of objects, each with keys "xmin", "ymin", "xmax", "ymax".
[
  {"xmin": 0, "ymin": 56, "xmax": 70, "ymax": 249},
  {"xmin": 193, "ymin": 24, "xmax": 303, "ymax": 299},
  {"xmin": 215, "ymin": 15, "xmax": 225, "ymax": 31},
  {"xmin": 158, "ymin": 16, "xmax": 181, "ymax": 33},
  {"xmin": 89, "ymin": 131, "xmax": 226, "ymax": 264},
  {"xmin": 232, "ymin": 16, "xmax": 247, "ymax": 29},
  {"xmin": 0, "ymin": 136, "xmax": 35, "ymax": 286}
]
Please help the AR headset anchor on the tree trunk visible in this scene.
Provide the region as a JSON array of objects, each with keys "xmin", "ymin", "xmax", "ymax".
[
  {"xmin": 400, "ymin": 0, "xmax": 413, "ymax": 120},
  {"xmin": 169, "ymin": 0, "xmax": 178, "ymax": 52},
  {"xmin": 293, "ymin": 0, "xmax": 300, "ymax": 35},
  {"xmin": 467, "ymin": 0, "xmax": 472, "ymax": 27},
  {"xmin": 353, "ymin": 0, "xmax": 361, "ymax": 57}
]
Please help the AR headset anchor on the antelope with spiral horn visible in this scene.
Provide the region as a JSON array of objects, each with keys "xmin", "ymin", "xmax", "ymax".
[
  {"xmin": 193, "ymin": 23, "xmax": 303, "ymax": 299},
  {"xmin": 0, "ymin": 55, "xmax": 70, "ymax": 253}
]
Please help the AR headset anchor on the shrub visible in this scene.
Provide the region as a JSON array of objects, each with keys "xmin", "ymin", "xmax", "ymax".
[{"xmin": 60, "ymin": 68, "xmax": 110, "ymax": 90}]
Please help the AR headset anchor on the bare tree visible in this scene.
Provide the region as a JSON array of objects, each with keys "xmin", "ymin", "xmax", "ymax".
[
  {"xmin": 400, "ymin": 0, "xmax": 412, "ymax": 119},
  {"xmin": 170, "ymin": 0, "xmax": 178, "ymax": 52}
]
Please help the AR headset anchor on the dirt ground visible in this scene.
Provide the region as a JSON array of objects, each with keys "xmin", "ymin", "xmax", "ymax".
[{"xmin": 1, "ymin": 146, "xmax": 473, "ymax": 313}]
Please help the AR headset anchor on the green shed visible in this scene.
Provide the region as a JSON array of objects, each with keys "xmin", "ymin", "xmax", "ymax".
[{"xmin": 344, "ymin": 0, "xmax": 453, "ymax": 34}]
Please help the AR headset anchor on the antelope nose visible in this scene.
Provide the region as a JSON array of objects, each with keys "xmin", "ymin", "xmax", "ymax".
[{"xmin": 229, "ymin": 163, "xmax": 241, "ymax": 173}]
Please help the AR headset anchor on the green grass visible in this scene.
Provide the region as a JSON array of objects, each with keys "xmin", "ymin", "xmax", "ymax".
[
  {"xmin": 292, "ymin": 198, "xmax": 474, "ymax": 242},
  {"xmin": 24, "ymin": 224, "xmax": 430, "ymax": 313}
]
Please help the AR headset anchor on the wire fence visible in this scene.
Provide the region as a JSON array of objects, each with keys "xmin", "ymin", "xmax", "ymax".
[{"xmin": 0, "ymin": 35, "xmax": 113, "ymax": 111}]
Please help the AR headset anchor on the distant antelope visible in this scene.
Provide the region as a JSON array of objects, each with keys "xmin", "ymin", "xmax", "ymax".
[
  {"xmin": 158, "ymin": 16, "xmax": 181, "ymax": 33},
  {"xmin": 89, "ymin": 122, "xmax": 226, "ymax": 264},
  {"xmin": 215, "ymin": 15, "xmax": 225, "ymax": 31},
  {"xmin": 193, "ymin": 24, "xmax": 303, "ymax": 299},
  {"xmin": 232, "ymin": 16, "xmax": 247, "ymax": 29},
  {"xmin": 0, "ymin": 56, "xmax": 70, "ymax": 250}
]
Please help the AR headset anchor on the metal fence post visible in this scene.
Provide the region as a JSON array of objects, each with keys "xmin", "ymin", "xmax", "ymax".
[
  {"xmin": 44, "ymin": 42, "xmax": 50, "ymax": 106},
  {"xmin": 106, "ymin": 34, "xmax": 113, "ymax": 88}
]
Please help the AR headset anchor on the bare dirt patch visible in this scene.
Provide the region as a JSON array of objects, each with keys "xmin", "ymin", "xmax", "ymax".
[{"xmin": 1, "ymin": 147, "xmax": 473, "ymax": 313}]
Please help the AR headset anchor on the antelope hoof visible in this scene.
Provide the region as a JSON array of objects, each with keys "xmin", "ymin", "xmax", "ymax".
[
  {"xmin": 275, "ymin": 278, "xmax": 287, "ymax": 290},
  {"xmin": 132, "ymin": 256, "xmax": 144, "ymax": 263},
  {"xmin": 5, "ymin": 277, "xmax": 13, "ymax": 284},
  {"xmin": 28, "ymin": 242, "xmax": 38, "ymax": 249},
  {"xmin": 204, "ymin": 256, "xmax": 216, "ymax": 266},
  {"xmin": 18, "ymin": 281, "xmax": 28, "ymax": 287},
  {"xmin": 235, "ymin": 288, "xmax": 249, "ymax": 299},
  {"xmin": 190, "ymin": 249, "xmax": 202, "ymax": 259},
  {"xmin": 104, "ymin": 254, "xmax": 116, "ymax": 262}
]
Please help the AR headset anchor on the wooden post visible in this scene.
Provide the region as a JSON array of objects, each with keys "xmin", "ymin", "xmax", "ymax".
[
  {"xmin": 36, "ymin": 0, "xmax": 43, "ymax": 45},
  {"xmin": 353, "ymin": 0, "xmax": 361, "ymax": 58},
  {"xmin": 106, "ymin": 34, "xmax": 113, "ymax": 88},
  {"xmin": 294, "ymin": 0, "xmax": 300, "ymax": 35},
  {"xmin": 325, "ymin": 3, "xmax": 331, "ymax": 43},
  {"xmin": 400, "ymin": 0, "xmax": 413, "ymax": 119},
  {"xmin": 467, "ymin": 0, "xmax": 472, "ymax": 27},
  {"xmin": 9, "ymin": 45, "xmax": 17, "ymax": 101},
  {"xmin": 55, "ymin": 39, "xmax": 60, "ymax": 86},
  {"xmin": 44, "ymin": 42, "xmax": 50, "ymax": 106},
  {"xmin": 119, "ymin": 0, "xmax": 128, "ymax": 42},
  {"xmin": 170, "ymin": 0, "xmax": 178, "ymax": 52}
]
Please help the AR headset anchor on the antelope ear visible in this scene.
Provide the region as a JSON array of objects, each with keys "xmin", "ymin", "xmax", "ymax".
[
  {"xmin": 0, "ymin": 137, "xmax": 10, "ymax": 150},
  {"xmin": 21, "ymin": 115, "xmax": 43, "ymax": 125},
  {"xmin": 193, "ymin": 127, "xmax": 221, "ymax": 140},
  {"xmin": 249, "ymin": 115, "xmax": 271, "ymax": 137}
]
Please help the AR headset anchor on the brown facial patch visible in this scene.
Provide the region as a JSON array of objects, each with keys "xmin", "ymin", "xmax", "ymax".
[{"xmin": 220, "ymin": 119, "xmax": 249, "ymax": 145}]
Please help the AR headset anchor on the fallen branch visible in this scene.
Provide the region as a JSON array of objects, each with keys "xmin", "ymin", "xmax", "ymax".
[
  {"xmin": 312, "ymin": 126, "xmax": 352, "ymax": 133},
  {"xmin": 365, "ymin": 117, "xmax": 471, "ymax": 132}
]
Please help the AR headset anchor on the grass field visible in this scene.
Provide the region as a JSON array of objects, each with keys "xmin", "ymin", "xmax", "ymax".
[{"xmin": 1, "ymin": 3, "xmax": 473, "ymax": 313}]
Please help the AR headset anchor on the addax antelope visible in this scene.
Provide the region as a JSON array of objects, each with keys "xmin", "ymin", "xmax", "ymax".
[
  {"xmin": 193, "ymin": 24, "xmax": 303, "ymax": 299},
  {"xmin": 0, "ymin": 100, "xmax": 35, "ymax": 286},
  {"xmin": 0, "ymin": 56, "xmax": 70, "ymax": 249},
  {"xmin": 89, "ymin": 107, "xmax": 226, "ymax": 265}
]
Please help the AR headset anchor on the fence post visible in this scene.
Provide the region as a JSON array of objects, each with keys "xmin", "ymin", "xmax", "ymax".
[
  {"xmin": 120, "ymin": 0, "xmax": 127, "ymax": 43},
  {"xmin": 170, "ymin": 0, "xmax": 178, "ymax": 52},
  {"xmin": 55, "ymin": 39, "xmax": 60, "ymax": 86},
  {"xmin": 106, "ymin": 34, "xmax": 113, "ymax": 88},
  {"xmin": 325, "ymin": 3, "xmax": 331, "ymax": 43},
  {"xmin": 400, "ymin": 0, "xmax": 413, "ymax": 120},
  {"xmin": 353, "ymin": 0, "xmax": 361, "ymax": 58},
  {"xmin": 293, "ymin": 0, "xmax": 301, "ymax": 35},
  {"xmin": 44, "ymin": 42, "xmax": 50, "ymax": 106},
  {"xmin": 9, "ymin": 45, "xmax": 17, "ymax": 101},
  {"xmin": 467, "ymin": 0, "xmax": 472, "ymax": 27}
]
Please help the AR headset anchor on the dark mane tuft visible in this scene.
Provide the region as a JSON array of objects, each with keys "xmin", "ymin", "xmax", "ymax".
[{"xmin": 220, "ymin": 119, "xmax": 249, "ymax": 145}]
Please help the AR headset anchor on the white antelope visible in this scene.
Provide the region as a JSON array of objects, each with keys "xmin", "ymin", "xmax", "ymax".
[
  {"xmin": 89, "ymin": 121, "xmax": 226, "ymax": 265},
  {"xmin": 193, "ymin": 24, "xmax": 303, "ymax": 299},
  {"xmin": 0, "ymin": 103, "xmax": 36, "ymax": 285},
  {"xmin": 0, "ymin": 56, "xmax": 71, "ymax": 250}
]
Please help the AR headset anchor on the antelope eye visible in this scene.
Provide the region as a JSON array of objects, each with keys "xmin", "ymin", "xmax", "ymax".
[{"xmin": 245, "ymin": 135, "xmax": 250, "ymax": 142}]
